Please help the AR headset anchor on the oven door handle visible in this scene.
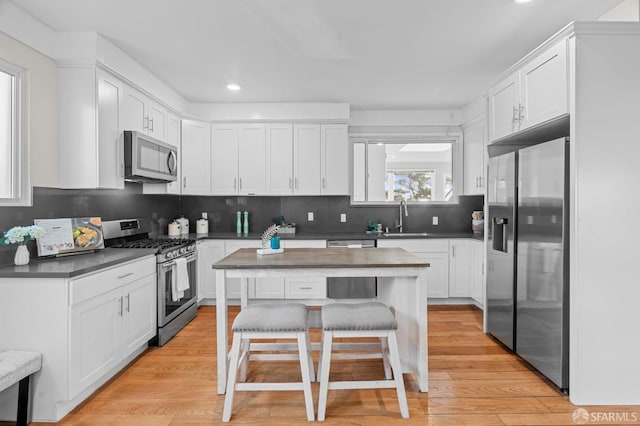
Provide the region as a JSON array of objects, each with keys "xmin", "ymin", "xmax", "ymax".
[{"xmin": 162, "ymin": 254, "xmax": 197, "ymax": 269}]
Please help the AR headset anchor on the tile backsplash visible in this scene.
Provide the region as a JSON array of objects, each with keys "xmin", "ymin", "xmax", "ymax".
[{"xmin": 0, "ymin": 184, "xmax": 483, "ymax": 265}]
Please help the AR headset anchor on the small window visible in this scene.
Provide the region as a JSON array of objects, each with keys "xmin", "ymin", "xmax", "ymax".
[
  {"xmin": 0, "ymin": 59, "xmax": 28, "ymax": 205},
  {"xmin": 352, "ymin": 138, "xmax": 461, "ymax": 204}
]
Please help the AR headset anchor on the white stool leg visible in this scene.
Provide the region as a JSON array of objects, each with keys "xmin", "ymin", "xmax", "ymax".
[
  {"xmin": 306, "ymin": 331, "xmax": 315, "ymax": 382},
  {"xmin": 239, "ymin": 338, "xmax": 250, "ymax": 382},
  {"xmin": 317, "ymin": 330, "xmax": 333, "ymax": 422},
  {"xmin": 316, "ymin": 331, "xmax": 324, "ymax": 379},
  {"xmin": 387, "ymin": 331, "xmax": 409, "ymax": 418},
  {"xmin": 297, "ymin": 332, "xmax": 315, "ymax": 421},
  {"xmin": 380, "ymin": 336, "xmax": 392, "ymax": 379},
  {"xmin": 222, "ymin": 332, "xmax": 243, "ymax": 422}
]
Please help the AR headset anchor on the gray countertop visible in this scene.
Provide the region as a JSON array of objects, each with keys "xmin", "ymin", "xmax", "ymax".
[
  {"xmin": 0, "ymin": 248, "xmax": 157, "ymax": 278},
  {"xmin": 193, "ymin": 231, "xmax": 484, "ymax": 241},
  {"xmin": 0, "ymin": 232, "xmax": 483, "ymax": 279}
]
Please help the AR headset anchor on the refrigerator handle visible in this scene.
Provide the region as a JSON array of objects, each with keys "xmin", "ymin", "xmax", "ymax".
[{"xmin": 492, "ymin": 217, "xmax": 509, "ymax": 253}]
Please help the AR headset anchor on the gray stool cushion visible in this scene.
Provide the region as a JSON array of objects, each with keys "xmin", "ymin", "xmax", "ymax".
[
  {"xmin": 322, "ymin": 302, "xmax": 397, "ymax": 331},
  {"xmin": 232, "ymin": 303, "xmax": 309, "ymax": 332},
  {"xmin": 0, "ymin": 351, "xmax": 42, "ymax": 392}
]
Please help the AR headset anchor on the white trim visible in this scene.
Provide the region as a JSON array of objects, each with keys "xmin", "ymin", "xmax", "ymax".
[{"xmin": 0, "ymin": 58, "xmax": 30, "ymax": 206}]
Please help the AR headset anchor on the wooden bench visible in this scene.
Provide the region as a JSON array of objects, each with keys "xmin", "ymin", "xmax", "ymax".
[{"xmin": 0, "ymin": 351, "xmax": 42, "ymax": 426}]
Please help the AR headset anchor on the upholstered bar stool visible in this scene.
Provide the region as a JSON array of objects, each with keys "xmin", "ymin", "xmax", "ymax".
[
  {"xmin": 222, "ymin": 303, "xmax": 315, "ymax": 422},
  {"xmin": 317, "ymin": 302, "xmax": 409, "ymax": 421},
  {"xmin": 0, "ymin": 350, "xmax": 42, "ymax": 426}
]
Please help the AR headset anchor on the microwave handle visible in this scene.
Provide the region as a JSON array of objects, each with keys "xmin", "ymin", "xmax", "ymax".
[{"xmin": 167, "ymin": 150, "xmax": 177, "ymax": 174}]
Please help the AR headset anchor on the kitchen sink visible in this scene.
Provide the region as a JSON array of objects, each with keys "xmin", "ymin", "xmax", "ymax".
[{"xmin": 382, "ymin": 232, "xmax": 429, "ymax": 237}]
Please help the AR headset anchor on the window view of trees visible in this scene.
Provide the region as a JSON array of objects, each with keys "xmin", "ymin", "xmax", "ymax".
[{"xmin": 386, "ymin": 170, "xmax": 435, "ymax": 201}]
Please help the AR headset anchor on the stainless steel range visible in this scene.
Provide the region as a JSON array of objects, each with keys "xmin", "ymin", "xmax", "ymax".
[{"xmin": 103, "ymin": 218, "xmax": 197, "ymax": 346}]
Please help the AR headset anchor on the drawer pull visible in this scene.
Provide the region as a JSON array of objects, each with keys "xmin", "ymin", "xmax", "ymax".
[
  {"xmin": 299, "ymin": 287, "xmax": 313, "ymax": 290},
  {"xmin": 118, "ymin": 272, "xmax": 134, "ymax": 280}
]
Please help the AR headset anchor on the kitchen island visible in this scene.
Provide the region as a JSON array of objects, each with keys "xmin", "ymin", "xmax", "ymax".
[{"xmin": 213, "ymin": 247, "xmax": 429, "ymax": 394}]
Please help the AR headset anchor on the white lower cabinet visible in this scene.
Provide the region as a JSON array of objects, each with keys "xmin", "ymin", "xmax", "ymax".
[
  {"xmin": 449, "ymin": 240, "xmax": 472, "ymax": 298},
  {"xmin": 196, "ymin": 240, "xmax": 225, "ymax": 301},
  {"xmin": 377, "ymin": 239, "xmax": 450, "ymax": 299},
  {"xmin": 214, "ymin": 239, "xmax": 326, "ymax": 300},
  {"xmin": 224, "ymin": 240, "xmax": 263, "ymax": 299},
  {"xmin": 0, "ymin": 256, "xmax": 156, "ymax": 422},
  {"xmin": 248, "ymin": 239, "xmax": 327, "ymax": 299},
  {"xmin": 68, "ymin": 259, "xmax": 156, "ymax": 399},
  {"xmin": 470, "ymin": 240, "xmax": 485, "ymax": 307}
]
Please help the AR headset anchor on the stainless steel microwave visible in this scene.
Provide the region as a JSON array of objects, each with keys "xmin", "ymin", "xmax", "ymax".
[{"xmin": 124, "ymin": 130, "xmax": 177, "ymax": 183}]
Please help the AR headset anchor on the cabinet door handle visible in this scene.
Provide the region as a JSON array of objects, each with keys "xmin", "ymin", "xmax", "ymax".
[
  {"xmin": 519, "ymin": 104, "xmax": 525, "ymax": 122},
  {"xmin": 118, "ymin": 272, "xmax": 134, "ymax": 280},
  {"xmin": 119, "ymin": 297, "xmax": 124, "ymax": 317},
  {"xmin": 322, "ymin": 177, "xmax": 326, "ymax": 189},
  {"xmin": 294, "ymin": 178, "xmax": 298, "ymax": 190},
  {"xmin": 239, "ymin": 177, "xmax": 242, "ymax": 190},
  {"xmin": 144, "ymin": 115, "xmax": 149, "ymax": 131},
  {"xmin": 479, "ymin": 176, "xmax": 483, "ymax": 188},
  {"xmin": 234, "ymin": 178, "xmax": 237, "ymax": 190},
  {"xmin": 512, "ymin": 106, "xmax": 519, "ymax": 124},
  {"xmin": 126, "ymin": 294, "xmax": 131, "ymax": 313},
  {"xmin": 183, "ymin": 176, "xmax": 187, "ymax": 188},
  {"xmin": 452, "ymin": 246, "xmax": 455, "ymax": 258},
  {"xmin": 289, "ymin": 178, "xmax": 292, "ymax": 189},
  {"xmin": 120, "ymin": 163, "xmax": 124, "ymax": 178},
  {"xmin": 149, "ymin": 117, "xmax": 154, "ymax": 132}
]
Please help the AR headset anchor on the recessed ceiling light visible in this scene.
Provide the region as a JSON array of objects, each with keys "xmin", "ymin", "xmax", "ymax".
[{"xmin": 227, "ymin": 83, "xmax": 241, "ymax": 91}]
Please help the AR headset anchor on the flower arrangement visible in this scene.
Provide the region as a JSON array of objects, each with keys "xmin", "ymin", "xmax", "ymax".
[{"xmin": 0, "ymin": 225, "xmax": 46, "ymax": 245}]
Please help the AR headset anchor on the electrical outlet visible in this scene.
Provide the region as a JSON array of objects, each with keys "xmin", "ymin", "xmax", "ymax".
[
  {"xmin": 432, "ymin": 216, "xmax": 439, "ymax": 225},
  {"xmin": 308, "ymin": 212, "xmax": 314, "ymax": 221},
  {"xmin": 340, "ymin": 213, "xmax": 347, "ymax": 222}
]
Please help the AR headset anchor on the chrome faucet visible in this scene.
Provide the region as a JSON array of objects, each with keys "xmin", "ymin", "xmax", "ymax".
[{"xmin": 396, "ymin": 200, "xmax": 408, "ymax": 232}]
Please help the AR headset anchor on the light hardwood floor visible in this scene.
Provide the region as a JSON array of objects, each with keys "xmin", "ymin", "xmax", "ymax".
[{"xmin": 27, "ymin": 305, "xmax": 639, "ymax": 425}]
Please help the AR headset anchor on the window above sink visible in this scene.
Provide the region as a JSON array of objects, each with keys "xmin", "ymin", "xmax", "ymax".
[{"xmin": 351, "ymin": 134, "xmax": 462, "ymax": 205}]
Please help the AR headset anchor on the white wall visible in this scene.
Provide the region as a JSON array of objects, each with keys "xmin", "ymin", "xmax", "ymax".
[
  {"xmin": 0, "ymin": 31, "xmax": 58, "ymax": 188},
  {"xmin": 350, "ymin": 109, "xmax": 461, "ymax": 127}
]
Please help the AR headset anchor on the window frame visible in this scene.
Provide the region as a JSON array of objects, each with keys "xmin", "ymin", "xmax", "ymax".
[
  {"xmin": 350, "ymin": 133, "xmax": 463, "ymax": 206},
  {"xmin": 0, "ymin": 58, "xmax": 29, "ymax": 206}
]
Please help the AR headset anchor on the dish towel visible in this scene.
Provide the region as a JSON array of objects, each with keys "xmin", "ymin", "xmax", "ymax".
[{"xmin": 171, "ymin": 257, "xmax": 190, "ymax": 302}]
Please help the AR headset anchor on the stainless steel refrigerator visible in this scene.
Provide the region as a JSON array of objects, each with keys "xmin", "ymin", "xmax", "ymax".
[{"xmin": 487, "ymin": 137, "xmax": 569, "ymax": 392}]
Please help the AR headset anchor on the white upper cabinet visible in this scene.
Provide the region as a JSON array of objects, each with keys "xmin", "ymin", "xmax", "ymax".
[
  {"xmin": 58, "ymin": 66, "xmax": 124, "ymax": 189},
  {"xmin": 320, "ymin": 123, "xmax": 349, "ymax": 195},
  {"xmin": 238, "ymin": 124, "xmax": 267, "ymax": 195},
  {"xmin": 488, "ymin": 73, "xmax": 519, "ymax": 142},
  {"xmin": 181, "ymin": 119, "xmax": 211, "ymax": 195},
  {"xmin": 211, "ymin": 124, "xmax": 239, "ymax": 194},
  {"xmin": 463, "ymin": 118, "xmax": 486, "ymax": 195},
  {"xmin": 143, "ymin": 111, "xmax": 182, "ymax": 194},
  {"xmin": 122, "ymin": 85, "xmax": 167, "ymax": 141},
  {"xmin": 211, "ymin": 123, "xmax": 267, "ymax": 195},
  {"xmin": 518, "ymin": 40, "xmax": 568, "ymax": 130},
  {"xmin": 293, "ymin": 124, "xmax": 322, "ymax": 195},
  {"xmin": 266, "ymin": 123, "xmax": 294, "ymax": 195},
  {"xmin": 488, "ymin": 39, "xmax": 568, "ymax": 142}
]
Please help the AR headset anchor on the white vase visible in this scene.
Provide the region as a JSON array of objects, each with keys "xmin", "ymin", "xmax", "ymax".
[{"xmin": 14, "ymin": 244, "xmax": 30, "ymax": 266}]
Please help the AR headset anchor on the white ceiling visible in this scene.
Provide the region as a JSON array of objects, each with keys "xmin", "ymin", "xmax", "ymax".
[{"xmin": 10, "ymin": 0, "xmax": 624, "ymax": 110}]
